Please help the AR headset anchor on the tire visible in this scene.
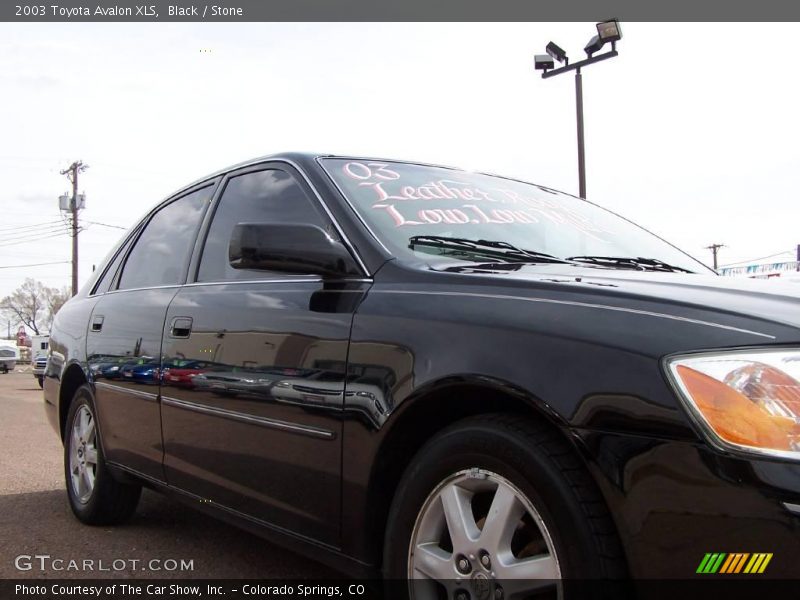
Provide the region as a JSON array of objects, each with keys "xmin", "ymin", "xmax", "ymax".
[
  {"xmin": 383, "ymin": 414, "xmax": 628, "ymax": 600},
  {"xmin": 64, "ymin": 384, "xmax": 142, "ymax": 525},
  {"xmin": 37, "ymin": 376, "xmax": 43, "ymax": 388}
]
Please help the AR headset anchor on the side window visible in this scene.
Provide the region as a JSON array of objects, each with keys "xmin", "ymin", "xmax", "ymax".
[
  {"xmin": 118, "ymin": 186, "xmax": 211, "ymax": 290},
  {"xmin": 91, "ymin": 229, "xmax": 139, "ymax": 295},
  {"xmin": 197, "ymin": 168, "xmax": 330, "ymax": 282}
]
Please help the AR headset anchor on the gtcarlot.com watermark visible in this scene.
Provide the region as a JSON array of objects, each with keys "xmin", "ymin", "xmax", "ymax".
[{"xmin": 14, "ymin": 554, "xmax": 194, "ymax": 573}]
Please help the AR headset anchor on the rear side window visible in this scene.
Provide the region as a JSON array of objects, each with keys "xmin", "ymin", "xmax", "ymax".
[
  {"xmin": 197, "ymin": 168, "xmax": 330, "ymax": 282},
  {"xmin": 91, "ymin": 230, "xmax": 138, "ymax": 295},
  {"xmin": 118, "ymin": 186, "xmax": 211, "ymax": 290}
]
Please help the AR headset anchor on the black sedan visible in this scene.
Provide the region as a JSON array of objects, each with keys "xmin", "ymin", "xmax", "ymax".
[{"xmin": 43, "ymin": 153, "xmax": 800, "ymax": 598}]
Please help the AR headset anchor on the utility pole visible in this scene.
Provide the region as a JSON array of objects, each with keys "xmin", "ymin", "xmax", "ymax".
[
  {"xmin": 706, "ymin": 243, "xmax": 725, "ymax": 270},
  {"xmin": 796, "ymin": 244, "xmax": 800, "ymax": 272},
  {"xmin": 60, "ymin": 161, "xmax": 88, "ymax": 296}
]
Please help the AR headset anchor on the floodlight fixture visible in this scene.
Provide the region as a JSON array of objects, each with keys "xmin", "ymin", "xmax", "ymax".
[
  {"xmin": 536, "ymin": 19, "xmax": 622, "ymax": 200},
  {"xmin": 596, "ymin": 19, "xmax": 622, "ymax": 43},
  {"xmin": 534, "ymin": 54, "xmax": 555, "ymax": 71},
  {"xmin": 546, "ymin": 41, "xmax": 568, "ymax": 64},
  {"xmin": 584, "ymin": 35, "xmax": 605, "ymax": 56}
]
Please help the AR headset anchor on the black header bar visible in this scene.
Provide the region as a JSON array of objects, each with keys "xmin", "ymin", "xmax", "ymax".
[{"xmin": 3, "ymin": 0, "xmax": 799, "ymax": 22}]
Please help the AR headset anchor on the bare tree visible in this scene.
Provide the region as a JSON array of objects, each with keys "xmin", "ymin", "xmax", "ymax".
[
  {"xmin": 44, "ymin": 286, "xmax": 71, "ymax": 330},
  {"xmin": 1, "ymin": 278, "xmax": 65, "ymax": 335}
]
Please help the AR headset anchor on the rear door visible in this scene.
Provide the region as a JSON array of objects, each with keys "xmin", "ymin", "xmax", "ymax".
[
  {"xmin": 87, "ymin": 183, "xmax": 214, "ymax": 481},
  {"xmin": 159, "ymin": 163, "xmax": 369, "ymax": 545}
]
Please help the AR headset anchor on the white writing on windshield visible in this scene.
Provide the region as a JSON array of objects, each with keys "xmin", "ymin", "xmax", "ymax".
[{"xmin": 341, "ymin": 161, "xmax": 611, "ymax": 240}]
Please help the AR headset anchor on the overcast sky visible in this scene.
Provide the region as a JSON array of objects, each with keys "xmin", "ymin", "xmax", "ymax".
[{"xmin": 1, "ymin": 22, "xmax": 798, "ymax": 303}]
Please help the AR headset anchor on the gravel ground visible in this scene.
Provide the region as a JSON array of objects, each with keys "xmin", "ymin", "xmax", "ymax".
[{"xmin": 0, "ymin": 370, "xmax": 337, "ymax": 579}]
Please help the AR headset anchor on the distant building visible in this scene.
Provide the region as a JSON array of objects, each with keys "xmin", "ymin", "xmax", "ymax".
[{"xmin": 719, "ymin": 260, "xmax": 799, "ymax": 280}]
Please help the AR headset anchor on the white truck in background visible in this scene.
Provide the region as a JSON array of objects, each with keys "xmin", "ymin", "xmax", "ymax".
[
  {"xmin": 31, "ymin": 334, "xmax": 49, "ymax": 388},
  {"xmin": 0, "ymin": 342, "xmax": 20, "ymax": 374}
]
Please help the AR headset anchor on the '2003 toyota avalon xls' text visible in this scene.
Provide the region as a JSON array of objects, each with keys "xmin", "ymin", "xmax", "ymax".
[{"xmin": 44, "ymin": 153, "xmax": 800, "ymax": 598}]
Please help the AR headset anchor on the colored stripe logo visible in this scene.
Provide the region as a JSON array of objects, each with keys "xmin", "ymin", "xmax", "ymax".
[{"xmin": 696, "ymin": 553, "xmax": 773, "ymax": 574}]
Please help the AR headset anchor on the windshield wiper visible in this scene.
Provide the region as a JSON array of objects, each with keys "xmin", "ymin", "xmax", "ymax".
[
  {"xmin": 408, "ymin": 236, "xmax": 569, "ymax": 264},
  {"xmin": 566, "ymin": 255, "xmax": 695, "ymax": 273}
]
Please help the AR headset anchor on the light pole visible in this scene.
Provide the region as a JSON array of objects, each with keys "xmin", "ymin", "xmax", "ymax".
[{"xmin": 535, "ymin": 20, "xmax": 622, "ymax": 199}]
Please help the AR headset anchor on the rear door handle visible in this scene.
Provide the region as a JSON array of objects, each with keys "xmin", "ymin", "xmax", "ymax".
[
  {"xmin": 170, "ymin": 317, "xmax": 193, "ymax": 338},
  {"xmin": 91, "ymin": 315, "xmax": 104, "ymax": 332}
]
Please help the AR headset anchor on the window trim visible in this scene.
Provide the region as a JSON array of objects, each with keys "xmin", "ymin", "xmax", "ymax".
[
  {"xmin": 90, "ymin": 158, "xmax": 372, "ymax": 296},
  {"xmin": 188, "ymin": 160, "xmax": 370, "ymax": 285},
  {"xmin": 88, "ymin": 223, "xmax": 143, "ymax": 297},
  {"xmin": 113, "ymin": 180, "xmax": 218, "ymax": 293}
]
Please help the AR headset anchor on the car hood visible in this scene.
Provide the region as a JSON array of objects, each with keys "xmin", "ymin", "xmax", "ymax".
[{"xmin": 429, "ymin": 262, "xmax": 800, "ymax": 338}]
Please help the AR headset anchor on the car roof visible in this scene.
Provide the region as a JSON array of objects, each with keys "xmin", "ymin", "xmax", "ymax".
[
  {"xmin": 167, "ymin": 151, "xmax": 572, "ymax": 204},
  {"xmin": 166, "ymin": 151, "xmax": 479, "ymax": 200}
]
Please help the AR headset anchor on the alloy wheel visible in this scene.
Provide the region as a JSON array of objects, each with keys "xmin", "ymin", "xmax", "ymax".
[
  {"xmin": 408, "ymin": 469, "xmax": 561, "ymax": 600},
  {"xmin": 69, "ymin": 405, "xmax": 98, "ymax": 504}
]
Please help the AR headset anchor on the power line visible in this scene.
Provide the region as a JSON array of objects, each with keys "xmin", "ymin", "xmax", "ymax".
[
  {"xmin": 84, "ymin": 220, "xmax": 127, "ymax": 230},
  {"xmin": 719, "ymin": 249, "xmax": 795, "ymax": 268},
  {"xmin": 0, "ymin": 224, "xmax": 68, "ymax": 243},
  {"xmin": 0, "ymin": 222, "xmax": 66, "ymax": 235},
  {"xmin": 0, "ymin": 230, "xmax": 69, "ymax": 246},
  {"xmin": 0, "ymin": 232, "xmax": 69, "ymax": 248},
  {"xmin": 0, "ymin": 225, "xmax": 68, "ymax": 241},
  {"xmin": 0, "ymin": 220, "xmax": 64, "ymax": 233},
  {"xmin": 0, "ymin": 260, "xmax": 70, "ymax": 270},
  {"xmin": 0, "ymin": 231, "xmax": 70, "ymax": 248}
]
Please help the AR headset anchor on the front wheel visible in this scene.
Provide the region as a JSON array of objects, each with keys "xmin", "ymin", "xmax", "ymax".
[
  {"xmin": 65, "ymin": 385, "xmax": 142, "ymax": 524},
  {"xmin": 36, "ymin": 375, "xmax": 43, "ymax": 388},
  {"xmin": 383, "ymin": 414, "xmax": 627, "ymax": 600}
]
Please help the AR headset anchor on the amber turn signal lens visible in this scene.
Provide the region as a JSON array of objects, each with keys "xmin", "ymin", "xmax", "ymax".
[{"xmin": 676, "ymin": 365, "xmax": 796, "ymax": 450}]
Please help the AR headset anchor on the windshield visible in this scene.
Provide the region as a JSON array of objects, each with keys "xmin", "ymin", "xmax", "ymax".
[{"xmin": 321, "ymin": 158, "xmax": 711, "ymax": 274}]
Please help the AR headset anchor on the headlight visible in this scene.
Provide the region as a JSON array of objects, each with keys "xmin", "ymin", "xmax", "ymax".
[{"xmin": 667, "ymin": 349, "xmax": 800, "ymax": 459}]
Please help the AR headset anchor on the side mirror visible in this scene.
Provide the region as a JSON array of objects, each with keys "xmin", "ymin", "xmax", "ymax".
[{"xmin": 229, "ymin": 223, "xmax": 360, "ymax": 277}]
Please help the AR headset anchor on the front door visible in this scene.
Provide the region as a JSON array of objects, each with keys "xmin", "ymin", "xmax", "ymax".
[{"xmin": 159, "ymin": 164, "xmax": 367, "ymax": 545}]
